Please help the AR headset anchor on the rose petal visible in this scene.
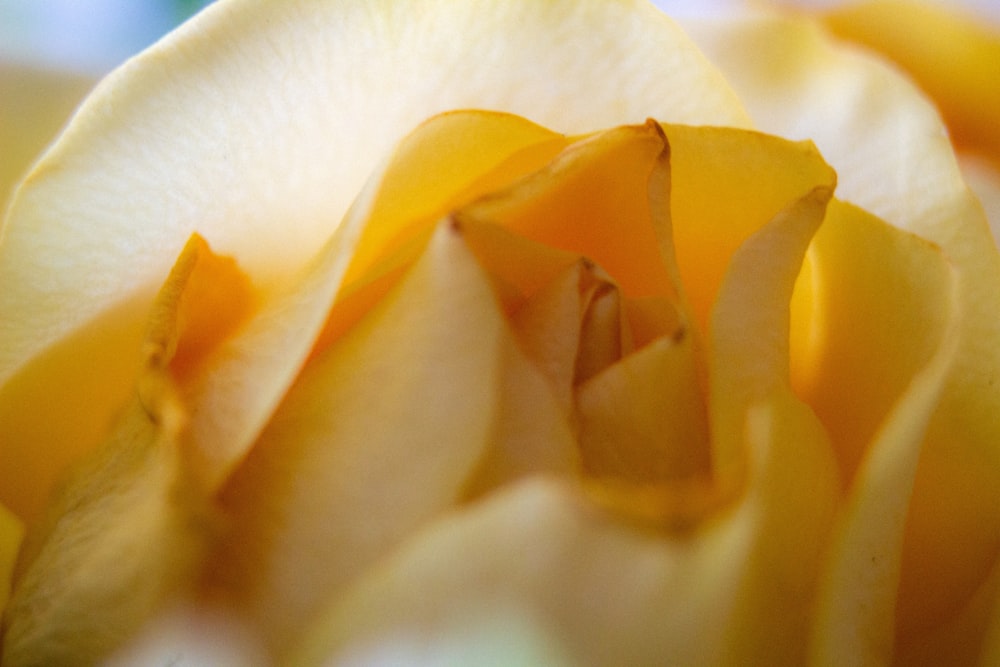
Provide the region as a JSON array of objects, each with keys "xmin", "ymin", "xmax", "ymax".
[
  {"xmin": 709, "ymin": 184, "xmax": 833, "ymax": 478},
  {"xmin": 0, "ymin": 237, "xmax": 247, "ymax": 663},
  {"xmin": 0, "ymin": 0, "xmax": 748, "ymax": 392},
  {"xmin": 209, "ymin": 222, "xmax": 509, "ymax": 653},
  {"xmin": 683, "ymin": 8, "xmax": 1000, "ymax": 638},
  {"xmin": 340, "ymin": 110, "xmax": 569, "ymax": 287},
  {"xmin": 791, "ymin": 201, "xmax": 956, "ymax": 483},
  {"xmin": 821, "ymin": 0, "xmax": 1000, "ymax": 166},
  {"xmin": 959, "ymin": 154, "xmax": 1000, "ymax": 240},
  {"xmin": 576, "ymin": 333, "xmax": 710, "ymax": 483},
  {"xmin": 461, "ymin": 333, "xmax": 580, "ymax": 501},
  {"xmin": 462, "ymin": 122, "xmax": 678, "ymax": 301},
  {"xmin": 665, "ymin": 124, "xmax": 836, "ymax": 332},
  {"xmin": 291, "ymin": 385, "xmax": 839, "ymax": 664},
  {"xmin": 0, "ymin": 397, "xmax": 202, "ymax": 666},
  {"xmin": 0, "ymin": 503, "xmax": 23, "ymax": 617},
  {"xmin": 809, "ymin": 253, "xmax": 960, "ymax": 665}
]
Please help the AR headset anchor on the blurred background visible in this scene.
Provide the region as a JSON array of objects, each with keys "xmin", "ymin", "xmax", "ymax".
[
  {"xmin": 0, "ymin": 0, "xmax": 214, "ymax": 203},
  {"xmin": 0, "ymin": 0, "xmax": 214, "ymax": 74}
]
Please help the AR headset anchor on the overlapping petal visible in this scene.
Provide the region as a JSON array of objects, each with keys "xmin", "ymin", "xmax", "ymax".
[{"xmin": 1, "ymin": 0, "xmax": 998, "ymax": 664}]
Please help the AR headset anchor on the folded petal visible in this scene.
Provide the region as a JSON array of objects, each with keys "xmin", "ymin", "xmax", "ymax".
[
  {"xmin": 809, "ymin": 256, "xmax": 960, "ymax": 665},
  {"xmin": 709, "ymin": 184, "xmax": 832, "ymax": 478},
  {"xmin": 209, "ymin": 222, "xmax": 509, "ymax": 653},
  {"xmin": 0, "ymin": 504, "xmax": 22, "ymax": 618},
  {"xmin": 683, "ymin": 8, "xmax": 1000, "ymax": 640},
  {"xmin": 665, "ymin": 124, "xmax": 836, "ymax": 332},
  {"xmin": 291, "ymin": 382, "xmax": 839, "ymax": 665},
  {"xmin": 0, "ymin": 236, "xmax": 253, "ymax": 664}
]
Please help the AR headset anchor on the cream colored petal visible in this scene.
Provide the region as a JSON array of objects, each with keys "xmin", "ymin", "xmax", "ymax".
[
  {"xmin": 0, "ymin": 398, "xmax": 202, "ymax": 666},
  {"xmin": 0, "ymin": 234, "xmax": 273, "ymax": 663},
  {"xmin": 809, "ymin": 261, "xmax": 960, "ymax": 665},
  {"xmin": 462, "ymin": 334, "xmax": 580, "ymax": 501},
  {"xmin": 288, "ymin": 148, "xmax": 842, "ymax": 666},
  {"xmin": 0, "ymin": 111, "xmax": 575, "ymax": 516},
  {"xmin": 675, "ymin": 10, "xmax": 964, "ymax": 234},
  {"xmin": 0, "ymin": 0, "xmax": 748, "ymax": 392},
  {"xmin": 3, "ymin": 376, "xmax": 193, "ymax": 661},
  {"xmin": 340, "ymin": 110, "xmax": 569, "ymax": 287},
  {"xmin": 463, "ymin": 122, "xmax": 677, "ymax": 301},
  {"xmin": 509, "ymin": 260, "xmax": 600, "ymax": 413},
  {"xmin": 208, "ymin": 222, "xmax": 509, "ymax": 654},
  {"xmin": 820, "ymin": 0, "xmax": 1000, "ymax": 166},
  {"xmin": 0, "ymin": 294, "xmax": 148, "ymax": 520}
]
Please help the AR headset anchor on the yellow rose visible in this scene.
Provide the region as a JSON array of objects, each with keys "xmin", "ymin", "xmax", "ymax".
[{"xmin": 1, "ymin": 1, "xmax": 998, "ymax": 665}]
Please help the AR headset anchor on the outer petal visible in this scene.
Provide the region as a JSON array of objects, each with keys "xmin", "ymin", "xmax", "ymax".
[
  {"xmin": 809, "ymin": 240, "xmax": 960, "ymax": 664},
  {"xmin": 821, "ymin": 0, "xmax": 1000, "ymax": 167},
  {"xmin": 681, "ymin": 8, "xmax": 1000, "ymax": 639},
  {"xmin": 0, "ymin": 236, "xmax": 250, "ymax": 665}
]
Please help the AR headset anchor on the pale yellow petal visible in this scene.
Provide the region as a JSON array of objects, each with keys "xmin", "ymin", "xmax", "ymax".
[
  {"xmin": 462, "ymin": 334, "xmax": 580, "ymax": 500},
  {"xmin": 709, "ymin": 184, "xmax": 833, "ymax": 478},
  {"xmin": 959, "ymin": 154, "xmax": 1000, "ymax": 240},
  {"xmin": 291, "ymin": 386, "xmax": 838, "ymax": 665},
  {"xmin": 684, "ymin": 9, "xmax": 1000, "ymax": 638},
  {"xmin": 209, "ymin": 222, "xmax": 508, "ymax": 654},
  {"xmin": 508, "ymin": 259, "xmax": 602, "ymax": 412},
  {"xmin": 0, "ymin": 397, "xmax": 201, "ymax": 666},
  {"xmin": 0, "ymin": 0, "xmax": 748, "ymax": 393},
  {"xmin": 821, "ymin": 0, "xmax": 1000, "ymax": 167},
  {"xmin": 791, "ymin": 200, "xmax": 958, "ymax": 483},
  {"xmin": 676, "ymin": 10, "xmax": 964, "ymax": 233},
  {"xmin": 0, "ymin": 232, "xmax": 317, "ymax": 663},
  {"xmin": 341, "ymin": 110, "xmax": 569, "ymax": 287},
  {"xmin": 665, "ymin": 124, "xmax": 836, "ymax": 332},
  {"xmin": 809, "ymin": 258, "xmax": 960, "ymax": 665},
  {"xmin": 0, "ymin": 294, "xmax": 148, "ymax": 520},
  {"xmin": 462, "ymin": 122, "xmax": 677, "ymax": 301}
]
